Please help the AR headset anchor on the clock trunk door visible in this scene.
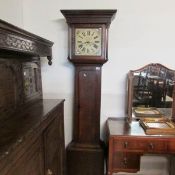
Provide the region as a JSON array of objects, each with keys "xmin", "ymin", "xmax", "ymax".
[{"xmin": 74, "ymin": 65, "xmax": 101, "ymax": 145}]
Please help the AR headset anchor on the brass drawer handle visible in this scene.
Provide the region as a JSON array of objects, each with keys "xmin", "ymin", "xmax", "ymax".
[
  {"xmin": 124, "ymin": 141, "xmax": 128, "ymax": 148},
  {"xmin": 123, "ymin": 157, "xmax": 128, "ymax": 165},
  {"xmin": 47, "ymin": 169, "xmax": 53, "ymax": 175},
  {"xmin": 149, "ymin": 143, "xmax": 154, "ymax": 150}
]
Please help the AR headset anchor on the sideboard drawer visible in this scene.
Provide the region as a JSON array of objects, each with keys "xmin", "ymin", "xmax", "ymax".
[
  {"xmin": 112, "ymin": 152, "xmax": 140, "ymax": 172},
  {"xmin": 113, "ymin": 138, "xmax": 167, "ymax": 153}
]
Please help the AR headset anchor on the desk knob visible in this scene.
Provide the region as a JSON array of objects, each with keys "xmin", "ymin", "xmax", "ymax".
[
  {"xmin": 149, "ymin": 143, "xmax": 154, "ymax": 150},
  {"xmin": 124, "ymin": 141, "xmax": 128, "ymax": 148},
  {"xmin": 123, "ymin": 157, "xmax": 128, "ymax": 166}
]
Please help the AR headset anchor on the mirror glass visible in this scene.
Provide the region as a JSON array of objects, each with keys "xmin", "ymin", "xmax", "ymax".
[{"xmin": 127, "ymin": 63, "xmax": 175, "ymax": 122}]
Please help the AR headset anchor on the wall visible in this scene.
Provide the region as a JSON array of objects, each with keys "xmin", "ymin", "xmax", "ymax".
[{"xmin": 0, "ymin": 0, "xmax": 23, "ymax": 27}]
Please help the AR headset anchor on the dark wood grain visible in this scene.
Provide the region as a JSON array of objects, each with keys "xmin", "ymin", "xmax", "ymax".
[
  {"xmin": 60, "ymin": 9, "xmax": 117, "ymax": 24},
  {"xmin": 0, "ymin": 58, "xmax": 42, "ymax": 117},
  {"xmin": 4, "ymin": 138, "xmax": 44, "ymax": 175},
  {"xmin": 0, "ymin": 99, "xmax": 65, "ymax": 175},
  {"xmin": 44, "ymin": 109, "xmax": 65, "ymax": 175},
  {"xmin": 73, "ymin": 65, "xmax": 101, "ymax": 144}
]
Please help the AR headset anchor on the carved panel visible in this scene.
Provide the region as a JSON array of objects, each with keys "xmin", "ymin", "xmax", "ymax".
[
  {"xmin": 23, "ymin": 62, "xmax": 42, "ymax": 100},
  {"xmin": 0, "ymin": 59, "xmax": 23, "ymax": 114},
  {"xmin": 0, "ymin": 19, "xmax": 54, "ymax": 65},
  {"xmin": 0, "ymin": 31, "xmax": 50, "ymax": 56},
  {"xmin": 0, "ymin": 58, "xmax": 42, "ymax": 117},
  {"xmin": 0, "ymin": 32, "xmax": 34, "ymax": 52}
]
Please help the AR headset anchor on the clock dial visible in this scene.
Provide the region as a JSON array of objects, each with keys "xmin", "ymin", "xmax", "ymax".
[{"xmin": 75, "ymin": 28, "xmax": 102, "ymax": 56}]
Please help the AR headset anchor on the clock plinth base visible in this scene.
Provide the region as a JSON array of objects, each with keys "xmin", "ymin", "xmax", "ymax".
[{"xmin": 67, "ymin": 141, "xmax": 104, "ymax": 175}]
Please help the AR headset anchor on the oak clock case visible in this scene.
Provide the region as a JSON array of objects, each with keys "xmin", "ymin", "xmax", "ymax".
[{"xmin": 61, "ymin": 9, "xmax": 117, "ymax": 175}]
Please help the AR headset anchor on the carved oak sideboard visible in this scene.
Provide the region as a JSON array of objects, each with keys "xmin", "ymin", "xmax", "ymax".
[{"xmin": 0, "ymin": 19, "xmax": 66, "ymax": 175}]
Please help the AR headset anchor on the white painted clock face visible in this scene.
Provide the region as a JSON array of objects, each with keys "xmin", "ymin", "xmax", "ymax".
[{"xmin": 75, "ymin": 28, "xmax": 102, "ymax": 56}]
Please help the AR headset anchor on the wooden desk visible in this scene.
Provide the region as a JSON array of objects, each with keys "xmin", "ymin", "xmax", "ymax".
[{"xmin": 106, "ymin": 118, "xmax": 175, "ymax": 175}]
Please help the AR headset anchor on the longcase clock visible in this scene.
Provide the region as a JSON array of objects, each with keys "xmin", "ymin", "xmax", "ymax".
[{"xmin": 61, "ymin": 9, "xmax": 117, "ymax": 175}]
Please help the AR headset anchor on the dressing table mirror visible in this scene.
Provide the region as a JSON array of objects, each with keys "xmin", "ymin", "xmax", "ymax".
[{"xmin": 127, "ymin": 63, "xmax": 175, "ymax": 122}]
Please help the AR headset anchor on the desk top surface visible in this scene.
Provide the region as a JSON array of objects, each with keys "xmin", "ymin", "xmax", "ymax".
[{"xmin": 107, "ymin": 117, "xmax": 175, "ymax": 138}]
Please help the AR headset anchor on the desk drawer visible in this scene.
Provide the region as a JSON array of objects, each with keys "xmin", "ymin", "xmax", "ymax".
[
  {"xmin": 167, "ymin": 140, "xmax": 175, "ymax": 153},
  {"xmin": 112, "ymin": 152, "xmax": 140, "ymax": 172},
  {"xmin": 113, "ymin": 138, "xmax": 167, "ymax": 153}
]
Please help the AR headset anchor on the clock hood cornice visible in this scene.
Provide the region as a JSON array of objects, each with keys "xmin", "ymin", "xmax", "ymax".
[
  {"xmin": 60, "ymin": 9, "xmax": 117, "ymax": 26},
  {"xmin": 61, "ymin": 10, "xmax": 117, "ymax": 64}
]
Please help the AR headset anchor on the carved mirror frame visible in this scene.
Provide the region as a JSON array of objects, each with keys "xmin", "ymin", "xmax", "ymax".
[{"xmin": 126, "ymin": 63, "xmax": 175, "ymax": 122}]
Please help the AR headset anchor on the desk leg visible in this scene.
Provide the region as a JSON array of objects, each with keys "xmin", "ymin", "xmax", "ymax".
[{"xmin": 170, "ymin": 155, "xmax": 175, "ymax": 175}]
